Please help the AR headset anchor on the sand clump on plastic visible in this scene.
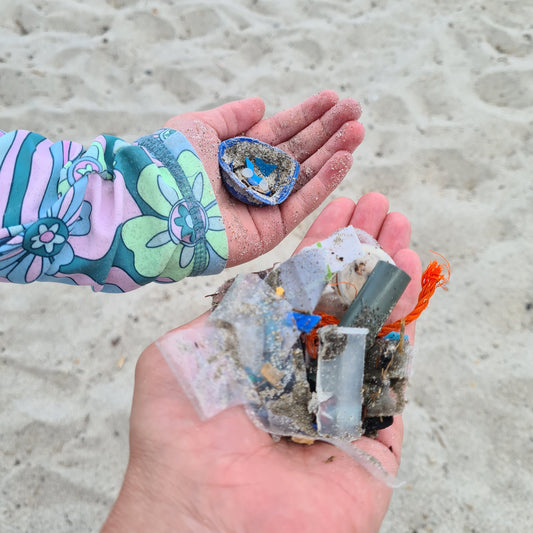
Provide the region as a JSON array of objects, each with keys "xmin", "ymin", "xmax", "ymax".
[{"xmin": 1, "ymin": 1, "xmax": 532, "ymax": 532}]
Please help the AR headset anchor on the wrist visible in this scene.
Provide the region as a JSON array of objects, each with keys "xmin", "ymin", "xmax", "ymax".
[
  {"xmin": 135, "ymin": 128, "xmax": 228, "ymax": 279},
  {"xmin": 101, "ymin": 459, "xmax": 203, "ymax": 533}
]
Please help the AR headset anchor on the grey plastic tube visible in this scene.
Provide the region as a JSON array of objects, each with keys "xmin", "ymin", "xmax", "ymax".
[{"xmin": 338, "ymin": 260, "xmax": 411, "ymax": 346}]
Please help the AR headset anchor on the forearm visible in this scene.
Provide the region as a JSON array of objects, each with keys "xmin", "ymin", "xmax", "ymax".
[{"xmin": 0, "ymin": 128, "xmax": 228, "ymax": 292}]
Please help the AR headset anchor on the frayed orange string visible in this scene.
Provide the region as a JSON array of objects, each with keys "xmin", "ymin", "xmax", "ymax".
[
  {"xmin": 304, "ymin": 312, "xmax": 340, "ymax": 359},
  {"xmin": 378, "ymin": 251, "xmax": 450, "ymax": 336}
]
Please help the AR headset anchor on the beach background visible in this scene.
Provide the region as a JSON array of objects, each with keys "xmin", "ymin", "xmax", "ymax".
[{"xmin": 1, "ymin": 0, "xmax": 532, "ymax": 531}]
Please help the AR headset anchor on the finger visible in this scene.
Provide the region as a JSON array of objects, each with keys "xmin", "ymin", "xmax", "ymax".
[
  {"xmin": 377, "ymin": 211, "xmax": 411, "ymax": 258},
  {"xmin": 245, "ymin": 90, "xmax": 339, "ymax": 145},
  {"xmin": 349, "ymin": 192, "xmax": 390, "ymax": 238},
  {"xmin": 355, "ymin": 415, "xmax": 404, "ymax": 472},
  {"xmin": 295, "ymin": 120, "xmax": 365, "ymax": 189},
  {"xmin": 375, "ymin": 416, "xmax": 404, "ymax": 464},
  {"xmin": 277, "ymin": 98, "xmax": 363, "ymax": 162},
  {"xmin": 279, "ymin": 151, "xmax": 353, "ymax": 233},
  {"xmin": 165, "ymin": 97, "xmax": 265, "ymax": 140},
  {"xmin": 291, "ymin": 197, "xmax": 357, "ymax": 254}
]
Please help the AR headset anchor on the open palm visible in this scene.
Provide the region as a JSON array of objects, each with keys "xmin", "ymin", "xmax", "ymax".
[
  {"xmin": 102, "ymin": 194, "xmax": 422, "ymax": 533},
  {"xmin": 163, "ymin": 91, "xmax": 365, "ymax": 267}
]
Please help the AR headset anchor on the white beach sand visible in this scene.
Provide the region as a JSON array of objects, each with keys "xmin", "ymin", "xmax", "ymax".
[{"xmin": 1, "ymin": 0, "xmax": 532, "ymax": 531}]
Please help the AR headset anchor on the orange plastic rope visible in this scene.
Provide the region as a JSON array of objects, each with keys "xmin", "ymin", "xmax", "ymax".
[{"xmin": 378, "ymin": 252, "xmax": 450, "ymax": 336}]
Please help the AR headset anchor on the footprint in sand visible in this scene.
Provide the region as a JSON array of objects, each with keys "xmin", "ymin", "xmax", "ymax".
[
  {"xmin": 475, "ymin": 70, "xmax": 533, "ymax": 109},
  {"xmin": 369, "ymin": 94, "xmax": 411, "ymax": 125},
  {"xmin": 416, "ymin": 148, "xmax": 494, "ymax": 192},
  {"xmin": 0, "ymin": 67, "xmax": 78, "ymax": 107},
  {"xmin": 106, "ymin": 0, "xmax": 142, "ymax": 8},
  {"xmin": 3, "ymin": 465, "xmax": 107, "ymax": 509},
  {"xmin": 288, "ymin": 38, "xmax": 324, "ymax": 68},
  {"xmin": 123, "ymin": 11, "xmax": 176, "ymax": 42},
  {"xmin": 484, "ymin": 24, "xmax": 533, "ymax": 57},
  {"xmin": 156, "ymin": 67, "xmax": 204, "ymax": 103},
  {"xmin": 177, "ymin": 7, "xmax": 222, "ymax": 40}
]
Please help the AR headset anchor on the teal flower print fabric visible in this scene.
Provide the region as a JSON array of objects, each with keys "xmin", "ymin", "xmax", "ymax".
[{"xmin": 0, "ymin": 128, "xmax": 228, "ymax": 292}]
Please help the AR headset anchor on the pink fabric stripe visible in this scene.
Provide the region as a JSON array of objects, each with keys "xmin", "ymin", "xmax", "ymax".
[
  {"xmin": 20, "ymin": 137, "xmax": 55, "ymax": 225},
  {"xmin": 57, "ymin": 185, "xmax": 74, "ymax": 219},
  {"xmin": 53, "ymin": 271, "xmax": 100, "ymax": 288},
  {"xmin": 104, "ymin": 265, "xmax": 139, "ymax": 290},
  {"xmin": 64, "ymin": 141, "xmax": 72, "ymax": 165},
  {"xmin": 0, "ymin": 131, "xmax": 27, "ymax": 219},
  {"xmin": 25, "ymin": 256, "xmax": 43, "ymax": 283},
  {"xmin": 69, "ymin": 171, "xmax": 142, "ymax": 260},
  {"xmin": 65, "ymin": 140, "xmax": 83, "ymax": 165},
  {"xmin": 54, "ymin": 266, "xmax": 138, "ymax": 292}
]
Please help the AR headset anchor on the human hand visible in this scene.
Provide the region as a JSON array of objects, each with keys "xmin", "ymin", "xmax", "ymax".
[
  {"xmin": 101, "ymin": 193, "xmax": 421, "ymax": 533},
  {"xmin": 163, "ymin": 91, "xmax": 364, "ymax": 267}
]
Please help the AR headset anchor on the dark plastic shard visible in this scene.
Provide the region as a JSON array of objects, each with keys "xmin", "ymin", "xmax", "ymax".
[
  {"xmin": 338, "ymin": 260, "xmax": 411, "ymax": 348},
  {"xmin": 362, "ymin": 336, "xmax": 412, "ymax": 419},
  {"xmin": 362, "ymin": 416, "xmax": 394, "ymax": 433}
]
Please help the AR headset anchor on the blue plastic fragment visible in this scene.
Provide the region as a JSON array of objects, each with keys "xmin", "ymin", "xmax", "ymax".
[
  {"xmin": 291, "ymin": 312, "xmax": 322, "ymax": 333},
  {"xmin": 255, "ymin": 157, "xmax": 277, "ymax": 177},
  {"xmin": 383, "ymin": 332, "xmax": 410, "ymax": 343},
  {"xmin": 244, "ymin": 157, "xmax": 266, "ymax": 186}
]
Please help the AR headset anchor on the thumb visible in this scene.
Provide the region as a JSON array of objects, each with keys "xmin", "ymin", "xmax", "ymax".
[{"xmin": 165, "ymin": 98, "xmax": 266, "ymax": 140}]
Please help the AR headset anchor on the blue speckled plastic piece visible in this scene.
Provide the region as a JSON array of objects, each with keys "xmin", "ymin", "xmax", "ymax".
[{"xmin": 218, "ymin": 137, "xmax": 300, "ymax": 206}]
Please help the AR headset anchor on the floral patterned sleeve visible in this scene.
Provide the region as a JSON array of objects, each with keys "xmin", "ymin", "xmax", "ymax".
[{"xmin": 0, "ymin": 128, "xmax": 228, "ymax": 292}]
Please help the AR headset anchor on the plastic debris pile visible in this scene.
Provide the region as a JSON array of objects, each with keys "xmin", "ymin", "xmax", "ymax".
[{"xmin": 158, "ymin": 226, "xmax": 415, "ymax": 486}]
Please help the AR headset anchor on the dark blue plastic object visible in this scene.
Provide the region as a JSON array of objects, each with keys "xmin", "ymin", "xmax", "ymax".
[{"xmin": 218, "ymin": 137, "xmax": 300, "ymax": 206}]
